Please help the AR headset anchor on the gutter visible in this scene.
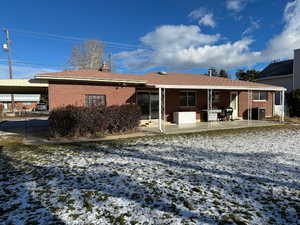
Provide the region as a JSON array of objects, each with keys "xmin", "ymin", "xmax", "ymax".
[{"xmin": 153, "ymin": 84, "xmax": 287, "ymax": 92}]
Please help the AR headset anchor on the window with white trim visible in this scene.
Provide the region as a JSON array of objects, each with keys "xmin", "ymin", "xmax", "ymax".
[
  {"xmin": 253, "ymin": 91, "xmax": 268, "ymax": 101},
  {"xmin": 180, "ymin": 92, "xmax": 196, "ymax": 107},
  {"xmin": 275, "ymin": 92, "xmax": 281, "ymax": 105},
  {"xmin": 85, "ymin": 94, "xmax": 106, "ymax": 107}
]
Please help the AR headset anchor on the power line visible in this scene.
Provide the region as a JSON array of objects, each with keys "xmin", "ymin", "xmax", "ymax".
[
  {"xmin": 0, "ymin": 58, "xmax": 65, "ymax": 68},
  {"xmin": 0, "ymin": 28, "xmax": 155, "ymax": 71},
  {"xmin": 9, "ymin": 28, "xmax": 152, "ymax": 51}
]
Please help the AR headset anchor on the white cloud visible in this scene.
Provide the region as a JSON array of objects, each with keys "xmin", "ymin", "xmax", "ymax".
[
  {"xmin": 242, "ymin": 19, "xmax": 260, "ymax": 36},
  {"xmin": 0, "ymin": 64, "xmax": 57, "ymax": 79},
  {"xmin": 262, "ymin": 0, "xmax": 300, "ymax": 60},
  {"xmin": 226, "ymin": 0, "xmax": 249, "ymax": 12},
  {"xmin": 189, "ymin": 8, "xmax": 216, "ymax": 28},
  {"xmin": 141, "ymin": 25, "xmax": 219, "ymax": 49},
  {"xmin": 116, "ymin": 0, "xmax": 300, "ymax": 71}
]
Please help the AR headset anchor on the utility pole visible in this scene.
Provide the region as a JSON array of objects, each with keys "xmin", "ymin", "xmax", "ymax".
[{"xmin": 3, "ymin": 28, "xmax": 15, "ymax": 112}]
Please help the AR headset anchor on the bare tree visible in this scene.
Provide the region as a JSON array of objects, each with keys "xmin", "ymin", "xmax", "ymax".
[{"xmin": 69, "ymin": 40, "xmax": 104, "ymax": 70}]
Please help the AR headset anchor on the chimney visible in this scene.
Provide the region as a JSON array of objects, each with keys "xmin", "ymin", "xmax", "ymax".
[
  {"xmin": 100, "ymin": 61, "xmax": 111, "ymax": 72},
  {"xmin": 208, "ymin": 68, "xmax": 214, "ymax": 77},
  {"xmin": 294, "ymin": 49, "xmax": 300, "ymax": 90}
]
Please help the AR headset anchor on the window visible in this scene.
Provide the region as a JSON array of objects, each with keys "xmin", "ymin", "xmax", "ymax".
[
  {"xmin": 85, "ymin": 94, "xmax": 106, "ymax": 107},
  {"xmin": 212, "ymin": 91, "xmax": 221, "ymax": 103},
  {"xmin": 253, "ymin": 91, "xmax": 268, "ymax": 101},
  {"xmin": 275, "ymin": 92, "xmax": 281, "ymax": 105},
  {"xmin": 180, "ymin": 92, "xmax": 196, "ymax": 106}
]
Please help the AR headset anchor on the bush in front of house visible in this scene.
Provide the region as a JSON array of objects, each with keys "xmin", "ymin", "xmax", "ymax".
[
  {"xmin": 287, "ymin": 89, "xmax": 300, "ymax": 117},
  {"xmin": 48, "ymin": 104, "xmax": 141, "ymax": 138}
]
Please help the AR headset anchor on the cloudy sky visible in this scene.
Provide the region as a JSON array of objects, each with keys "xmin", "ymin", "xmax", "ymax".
[{"xmin": 0, "ymin": 0, "xmax": 300, "ymax": 77}]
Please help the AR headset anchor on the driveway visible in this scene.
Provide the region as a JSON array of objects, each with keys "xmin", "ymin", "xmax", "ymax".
[{"xmin": 0, "ymin": 118, "xmax": 49, "ymax": 138}]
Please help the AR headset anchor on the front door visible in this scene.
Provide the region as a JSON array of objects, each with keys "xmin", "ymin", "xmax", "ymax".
[
  {"xmin": 230, "ymin": 91, "xmax": 238, "ymax": 119},
  {"xmin": 136, "ymin": 92, "xmax": 159, "ymax": 120}
]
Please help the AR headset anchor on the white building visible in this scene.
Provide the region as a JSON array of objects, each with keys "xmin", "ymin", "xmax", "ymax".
[{"xmin": 0, "ymin": 94, "xmax": 40, "ymax": 112}]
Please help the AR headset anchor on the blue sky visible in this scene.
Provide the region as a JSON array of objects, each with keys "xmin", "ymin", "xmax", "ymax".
[{"xmin": 0, "ymin": 0, "xmax": 299, "ymax": 78}]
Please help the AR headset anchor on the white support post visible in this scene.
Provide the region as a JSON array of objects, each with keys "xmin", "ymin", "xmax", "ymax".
[
  {"xmin": 281, "ymin": 90, "xmax": 285, "ymax": 123},
  {"xmin": 163, "ymin": 88, "xmax": 166, "ymax": 132},
  {"xmin": 210, "ymin": 89, "xmax": 213, "ymax": 127},
  {"xmin": 207, "ymin": 89, "xmax": 213, "ymax": 128},
  {"xmin": 149, "ymin": 91, "xmax": 151, "ymax": 121},
  {"xmin": 159, "ymin": 87, "xmax": 162, "ymax": 132}
]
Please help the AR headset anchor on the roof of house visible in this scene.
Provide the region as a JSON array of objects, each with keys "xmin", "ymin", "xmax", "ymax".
[
  {"xmin": 258, "ymin": 60, "xmax": 293, "ymax": 79},
  {"xmin": 35, "ymin": 69, "xmax": 286, "ymax": 91}
]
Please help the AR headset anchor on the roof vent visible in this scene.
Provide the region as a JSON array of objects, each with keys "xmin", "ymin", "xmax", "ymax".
[{"xmin": 158, "ymin": 71, "xmax": 168, "ymax": 75}]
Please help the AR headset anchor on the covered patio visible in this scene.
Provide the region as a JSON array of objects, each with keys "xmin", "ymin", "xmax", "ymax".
[{"xmin": 138, "ymin": 83, "xmax": 286, "ymax": 133}]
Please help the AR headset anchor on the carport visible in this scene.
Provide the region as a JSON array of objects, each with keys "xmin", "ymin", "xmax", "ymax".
[
  {"xmin": 0, "ymin": 79, "xmax": 48, "ymax": 112},
  {"xmin": 0, "ymin": 79, "xmax": 48, "ymax": 94}
]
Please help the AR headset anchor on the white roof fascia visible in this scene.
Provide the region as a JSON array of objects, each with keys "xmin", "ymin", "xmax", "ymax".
[{"xmin": 153, "ymin": 84, "xmax": 286, "ymax": 91}]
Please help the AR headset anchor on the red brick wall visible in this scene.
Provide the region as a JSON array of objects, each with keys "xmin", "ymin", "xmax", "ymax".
[
  {"xmin": 164, "ymin": 90, "xmax": 274, "ymax": 122},
  {"xmin": 165, "ymin": 90, "xmax": 231, "ymax": 122},
  {"xmin": 238, "ymin": 91, "xmax": 273, "ymax": 118},
  {"xmin": 48, "ymin": 82, "xmax": 136, "ymax": 110}
]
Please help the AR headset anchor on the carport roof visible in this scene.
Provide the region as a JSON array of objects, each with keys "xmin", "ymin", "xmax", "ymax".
[{"xmin": 0, "ymin": 79, "xmax": 48, "ymax": 94}]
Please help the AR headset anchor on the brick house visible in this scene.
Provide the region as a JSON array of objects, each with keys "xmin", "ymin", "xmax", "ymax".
[
  {"xmin": 34, "ymin": 68, "xmax": 286, "ymax": 130},
  {"xmin": 35, "ymin": 70, "xmax": 286, "ymax": 126}
]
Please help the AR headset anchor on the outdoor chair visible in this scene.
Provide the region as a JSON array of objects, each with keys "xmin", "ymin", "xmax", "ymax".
[{"xmin": 224, "ymin": 107, "xmax": 233, "ymax": 121}]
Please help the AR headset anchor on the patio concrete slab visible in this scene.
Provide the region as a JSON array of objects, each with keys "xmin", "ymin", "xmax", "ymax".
[{"xmin": 140, "ymin": 120, "xmax": 283, "ymax": 134}]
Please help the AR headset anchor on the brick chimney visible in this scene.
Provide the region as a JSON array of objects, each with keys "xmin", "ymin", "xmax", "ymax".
[
  {"xmin": 99, "ymin": 61, "xmax": 111, "ymax": 72},
  {"xmin": 294, "ymin": 49, "xmax": 300, "ymax": 89}
]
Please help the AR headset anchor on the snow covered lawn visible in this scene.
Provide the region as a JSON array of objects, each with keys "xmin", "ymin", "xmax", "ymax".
[{"xmin": 1, "ymin": 127, "xmax": 300, "ymax": 225}]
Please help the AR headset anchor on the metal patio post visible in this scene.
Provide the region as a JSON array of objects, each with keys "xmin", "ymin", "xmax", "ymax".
[
  {"xmin": 159, "ymin": 87, "xmax": 162, "ymax": 132},
  {"xmin": 163, "ymin": 88, "xmax": 166, "ymax": 132},
  {"xmin": 281, "ymin": 90, "xmax": 285, "ymax": 123}
]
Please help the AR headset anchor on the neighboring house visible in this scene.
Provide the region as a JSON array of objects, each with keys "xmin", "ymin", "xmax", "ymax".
[
  {"xmin": 33, "ymin": 65, "xmax": 286, "ymax": 128},
  {"xmin": 0, "ymin": 94, "xmax": 40, "ymax": 112},
  {"xmin": 256, "ymin": 48, "xmax": 300, "ymax": 92},
  {"xmin": 256, "ymin": 48, "xmax": 300, "ymax": 115}
]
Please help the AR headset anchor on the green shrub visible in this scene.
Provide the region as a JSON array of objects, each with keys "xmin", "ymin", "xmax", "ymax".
[
  {"xmin": 287, "ymin": 89, "xmax": 300, "ymax": 117},
  {"xmin": 48, "ymin": 104, "xmax": 141, "ymax": 138}
]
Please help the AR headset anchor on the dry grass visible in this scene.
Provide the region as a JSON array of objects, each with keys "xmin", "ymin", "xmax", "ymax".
[{"xmin": 284, "ymin": 117, "xmax": 300, "ymax": 124}]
